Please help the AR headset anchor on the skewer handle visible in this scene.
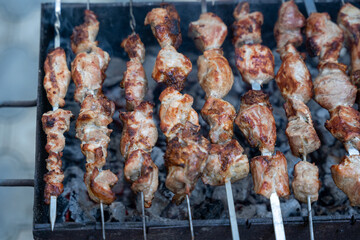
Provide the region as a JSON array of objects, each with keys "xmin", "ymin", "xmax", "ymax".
[
  {"xmin": 54, "ymin": 0, "xmax": 61, "ymax": 48},
  {"xmin": 270, "ymin": 193, "xmax": 286, "ymax": 240},
  {"xmin": 186, "ymin": 194, "xmax": 195, "ymax": 240},
  {"xmin": 225, "ymin": 181, "xmax": 240, "ymax": 240},
  {"xmin": 307, "ymin": 196, "xmax": 315, "ymax": 240},
  {"xmin": 129, "ymin": 0, "xmax": 136, "ymax": 33}
]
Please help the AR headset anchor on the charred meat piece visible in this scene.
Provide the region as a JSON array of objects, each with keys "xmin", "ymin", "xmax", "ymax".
[
  {"xmin": 188, "ymin": 12, "xmax": 227, "ymax": 52},
  {"xmin": 144, "ymin": 3, "xmax": 182, "ymax": 49},
  {"xmin": 202, "ymin": 139, "xmax": 249, "ymax": 186},
  {"xmin": 152, "ymin": 45, "xmax": 192, "ymax": 91},
  {"xmin": 331, "ymin": 155, "xmax": 360, "ymax": 206},
  {"xmin": 274, "ymin": 0, "xmax": 305, "ymax": 53},
  {"xmin": 197, "ymin": 49, "xmax": 234, "ymax": 99},
  {"xmin": 325, "ymin": 105, "xmax": 360, "ymax": 153},
  {"xmin": 284, "ymin": 99, "xmax": 321, "ymax": 157},
  {"xmin": 42, "ymin": 109, "xmax": 73, "ymax": 204},
  {"xmin": 164, "ymin": 122, "xmax": 210, "ymax": 205},
  {"xmin": 71, "ymin": 10, "xmax": 99, "ymax": 54},
  {"xmin": 71, "ymin": 47, "xmax": 110, "ymax": 103},
  {"xmin": 337, "ymin": 3, "xmax": 360, "ymax": 86},
  {"xmin": 313, "ymin": 62, "xmax": 356, "ymax": 111},
  {"xmin": 43, "ymin": 47, "xmax": 71, "ymax": 108},
  {"xmin": 159, "ymin": 87, "xmax": 199, "ymax": 140},
  {"xmin": 121, "ymin": 60, "xmax": 147, "ymax": 111},
  {"xmin": 201, "ymin": 97, "xmax": 236, "ymax": 144},
  {"xmin": 76, "ymin": 94, "xmax": 118, "ymax": 204},
  {"xmin": 305, "ymin": 12, "xmax": 344, "ymax": 63},
  {"xmin": 235, "ymin": 90, "xmax": 276, "ymax": 155},
  {"xmin": 121, "ymin": 33, "xmax": 145, "ymax": 63},
  {"xmin": 251, "ymin": 151, "xmax": 290, "ymax": 199},
  {"xmin": 235, "ymin": 44, "xmax": 275, "ymax": 86},
  {"xmin": 232, "ymin": 2, "xmax": 263, "ymax": 48},
  {"xmin": 275, "ymin": 44, "xmax": 313, "ymax": 103},
  {"xmin": 292, "ymin": 161, "xmax": 320, "ymax": 203},
  {"xmin": 120, "ymin": 102, "xmax": 158, "ymax": 159},
  {"xmin": 124, "ymin": 149, "xmax": 159, "ymax": 208}
]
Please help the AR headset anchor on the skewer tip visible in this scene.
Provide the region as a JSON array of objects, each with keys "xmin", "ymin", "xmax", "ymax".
[
  {"xmin": 50, "ymin": 195, "xmax": 57, "ymax": 231},
  {"xmin": 307, "ymin": 196, "xmax": 315, "ymax": 240},
  {"xmin": 141, "ymin": 192, "xmax": 147, "ymax": 240},
  {"xmin": 270, "ymin": 192, "xmax": 286, "ymax": 240},
  {"xmin": 225, "ymin": 181, "xmax": 240, "ymax": 240},
  {"xmin": 186, "ymin": 194, "xmax": 195, "ymax": 240},
  {"xmin": 100, "ymin": 201, "xmax": 106, "ymax": 240}
]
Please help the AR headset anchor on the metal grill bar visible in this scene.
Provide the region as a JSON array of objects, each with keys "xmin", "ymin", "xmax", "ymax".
[
  {"xmin": 0, "ymin": 179, "xmax": 35, "ymax": 187},
  {"xmin": 0, "ymin": 100, "xmax": 37, "ymax": 108}
]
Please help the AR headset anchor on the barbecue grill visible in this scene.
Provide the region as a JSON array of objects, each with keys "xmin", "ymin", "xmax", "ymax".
[{"xmin": 0, "ymin": 1, "xmax": 360, "ymax": 239}]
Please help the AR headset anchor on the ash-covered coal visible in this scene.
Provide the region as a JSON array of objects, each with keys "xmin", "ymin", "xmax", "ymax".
[{"xmin": 45, "ymin": 2, "xmax": 360, "ymax": 226}]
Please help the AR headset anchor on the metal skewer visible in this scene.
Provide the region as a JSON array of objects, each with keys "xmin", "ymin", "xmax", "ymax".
[
  {"xmin": 302, "ymin": 154, "xmax": 314, "ymax": 240},
  {"xmin": 49, "ymin": 0, "xmax": 61, "ymax": 231},
  {"xmin": 201, "ymin": 0, "xmax": 207, "ymax": 14},
  {"xmin": 186, "ymin": 194, "xmax": 195, "ymax": 240},
  {"xmin": 251, "ymin": 83, "xmax": 286, "ymax": 240},
  {"xmin": 225, "ymin": 181, "xmax": 240, "ymax": 240}
]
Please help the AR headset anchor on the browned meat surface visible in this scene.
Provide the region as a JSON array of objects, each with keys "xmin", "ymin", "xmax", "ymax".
[
  {"xmin": 144, "ymin": 3, "xmax": 182, "ymax": 49},
  {"xmin": 331, "ymin": 155, "xmax": 360, "ymax": 206},
  {"xmin": 42, "ymin": 109, "xmax": 73, "ymax": 204},
  {"xmin": 284, "ymin": 99, "xmax": 321, "ymax": 157},
  {"xmin": 121, "ymin": 60, "xmax": 147, "ymax": 111},
  {"xmin": 235, "ymin": 90, "xmax": 276, "ymax": 155},
  {"xmin": 232, "ymin": 2, "xmax": 263, "ymax": 48},
  {"xmin": 305, "ymin": 12, "xmax": 344, "ymax": 63},
  {"xmin": 292, "ymin": 161, "xmax": 320, "ymax": 203},
  {"xmin": 159, "ymin": 87, "xmax": 199, "ymax": 140},
  {"xmin": 197, "ymin": 49, "xmax": 234, "ymax": 99},
  {"xmin": 43, "ymin": 47, "xmax": 71, "ymax": 108},
  {"xmin": 71, "ymin": 10, "xmax": 99, "ymax": 54},
  {"xmin": 71, "ymin": 47, "xmax": 110, "ymax": 103},
  {"xmin": 235, "ymin": 44, "xmax": 275, "ymax": 86},
  {"xmin": 325, "ymin": 105, "xmax": 360, "ymax": 153},
  {"xmin": 274, "ymin": 0, "xmax": 305, "ymax": 53},
  {"xmin": 201, "ymin": 97, "xmax": 236, "ymax": 144},
  {"xmin": 251, "ymin": 151, "xmax": 290, "ymax": 199},
  {"xmin": 202, "ymin": 139, "xmax": 249, "ymax": 186},
  {"xmin": 313, "ymin": 62, "xmax": 356, "ymax": 111},
  {"xmin": 152, "ymin": 45, "xmax": 192, "ymax": 91},
  {"xmin": 275, "ymin": 44, "xmax": 313, "ymax": 103},
  {"xmin": 188, "ymin": 12, "xmax": 227, "ymax": 52},
  {"xmin": 76, "ymin": 94, "xmax": 118, "ymax": 204},
  {"xmin": 121, "ymin": 33, "xmax": 145, "ymax": 63},
  {"xmin": 164, "ymin": 122, "xmax": 210, "ymax": 205},
  {"xmin": 337, "ymin": 3, "xmax": 360, "ymax": 86}
]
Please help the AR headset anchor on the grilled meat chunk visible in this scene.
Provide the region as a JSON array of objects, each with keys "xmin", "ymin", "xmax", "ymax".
[
  {"xmin": 202, "ymin": 139, "xmax": 249, "ymax": 186},
  {"xmin": 121, "ymin": 33, "xmax": 145, "ymax": 63},
  {"xmin": 313, "ymin": 62, "xmax": 356, "ymax": 111},
  {"xmin": 235, "ymin": 44, "xmax": 275, "ymax": 86},
  {"xmin": 325, "ymin": 105, "xmax": 360, "ymax": 153},
  {"xmin": 197, "ymin": 49, "xmax": 234, "ymax": 99},
  {"xmin": 42, "ymin": 109, "xmax": 73, "ymax": 204},
  {"xmin": 71, "ymin": 46, "xmax": 110, "ymax": 103},
  {"xmin": 159, "ymin": 87, "xmax": 199, "ymax": 140},
  {"xmin": 305, "ymin": 12, "xmax": 344, "ymax": 63},
  {"xmin": 120, "ymin": 102, "xmax": 158, "ymax": 159},
  {"xmin": 274, "ymin": 0, "xmax": 305, "ymax": 53},
  {"xmin": 251, "ymin": 151, "xmax": 290, "ymax": 199},
  {"xmin": 331, "ymin": 155, "xmax": 360, "ymax": 206},
  {"xmin": 188, "ymin": 12, "xmax": 227, "ymax": 52},
  {"xmin": 201, "ymin": 97, "xmax": 236, "ymax": 144},
  {"xmin": 275, "ymin": 44, "xmax": 313, "ymax": 103},
  {"xmin": 232, "ymin": 2, "xmax": 263, "ymax": 47},
  {"xmin": 43, "ymin": 47, "xmax": 71, "ymax": 108},
  {"xmin": 124, "ymin": 149, "xmax": 159, "ymax": 208},
  {"xmin": 292, "ymin": 161, "xmax": 320, "ymax": 203},
  {"xmin": 121, "ymin": 60, "xmax": 147, "ymax": 111},
  {"xmin": 284, "ymin": 99, "xmax": 321, "ymax": 157},
  {"xmin": 164, "ymin": 122, "xmax": 210, "ymax": 205},
  {"xmin": 235, "ymin": 90, "xmax": 276, "ymax": 155},
  {"xmin": 144, "ymin": 3, "xmax": 182, "ymax": 49},
  {"xmin": 152, "ymin": 45, "xmax": 192, "ymax": 91},
  {"xmin": 337, "ymin": 3, "xmax": 360, "ymax": 85},
  {"xmin": 71, "ymin": 10, "xmax": 99, "ymax": 54},
  {"xmin": 76, "ymin": 94, "xmax": 118, "ymax": 204}
]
